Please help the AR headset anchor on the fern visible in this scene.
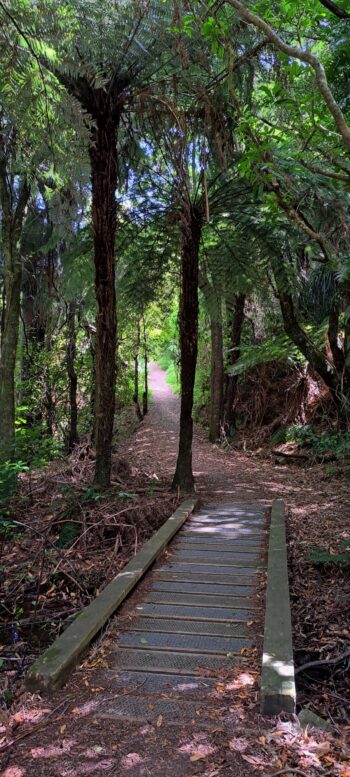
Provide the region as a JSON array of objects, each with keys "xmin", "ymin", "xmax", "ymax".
[{"xmin": 307, "ymin": 542, "xmax": 350, "ymax": 567}]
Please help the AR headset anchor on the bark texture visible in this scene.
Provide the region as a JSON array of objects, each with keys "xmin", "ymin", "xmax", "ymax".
[
  {"xmin": 66, "ymin": 301, "xmax": 79, "ymax": 452},
  {"xmin": 143, "ymin": 317, "xmax": 148, "ymax": 416},
  {"xmin": 172, "ymin": 207, "xmax": 201, "ymax": 491},
  {"xmin": 0, "ymin": 162, "xmax": 30, "ymax": 458},
  {"xmin": 89, "ymin": 114, "xmax": 118, "ymax": 488}
]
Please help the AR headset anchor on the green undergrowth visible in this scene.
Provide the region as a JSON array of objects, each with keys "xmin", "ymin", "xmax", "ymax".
[
  {"xmin": 307, "ymin": 540, "xmax": 350, "ymax": 568},
  {"xmin": 271, "ymin": 424, "xmax": 350, "ymax": 461},
  {"xmin": 165, "ymin": 362, "xmax": 180, "ymax": 394}
]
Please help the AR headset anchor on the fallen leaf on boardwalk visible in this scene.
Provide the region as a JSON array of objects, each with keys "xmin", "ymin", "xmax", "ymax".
[
  {"xmin": 156, "ymin": 715, "xmax": 163, "ymax": 728},
  {"xmin": 60, "ymin": 724, "xmax": 66, "ymax": 734}
]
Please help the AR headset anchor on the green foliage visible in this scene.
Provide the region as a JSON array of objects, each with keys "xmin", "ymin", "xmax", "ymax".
[
  {"xmin": 55, "ymin": 522, "xmax": 80, "ymax": 548},
  {"xmin": 270, "ymin": 427, "xmax": 288, "ymax": 446},
  {"xmin": 0, "ymin": 516, "xmax": 20, "ymax": 540},
  {"xmin": 15, "ymin": 425, "xmax": 64, "ymax": 469},
  {"xmin": 286, "ymin": 425, "xmax": 350, "ymax": 460},
  {"xmin": 0, "ymin": 461, "xmax": 28, "ymax": 506},
  {"xmin": 227, "ymin": 332, "xmax": 302, "ymax": 376},
  {"xmin": 307, "ymin": 541, "xmax": 350, "ymax": 567},
  {"xmin": 165, "ymin": 362, "xmax": 180, "ymax": 394}
]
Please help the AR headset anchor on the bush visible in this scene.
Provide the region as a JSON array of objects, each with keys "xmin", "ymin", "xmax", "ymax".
[{"xmin": 286, "ymin": 424, "xmax": 350, "ymax": 459}]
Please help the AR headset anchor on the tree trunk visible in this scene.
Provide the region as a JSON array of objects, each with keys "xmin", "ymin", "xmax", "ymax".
[
  {"xmin": 89, "ymin": 114, "xmax": 118, "ymax": 489},
  {"xmin": 172, "ymin": 207, "xmax": 201, "ymax": 491},
  {"xmin": 0, "ymin": 171, "xmax": 30, "ymax": 461},
  {"xmin": 142, "ymin": 316, "xmax": 148, "ymax": 416},
  {"xmin": 209, "ymin": 317, "xmax": 224, "ymax": 442},
  {"xmin": 271, "ymin": 255, "xmax": 338, "ymax": 392},
  {"xmin": 224, "ymin": 293, "xmax": 246, "ymax": 433},
  {"xmin": 133, "ymin": 318, "xmax": 143, "ymax": 421},
  {"xmin": 20, "ymin": 254, "xmax": 46, "ymax": 423},
  {"xmin": 271, "ymin": 254, "xmax": 350, "ymax": 423},
  {"xmin": 66, "ymin": 301, "xmax": 79, "ymax": 452},
  {"xmin": 43, "ymin": 334, "xmax": 55, "ymax": 437},
  {"xmin": 0, "ymin": 244, "xmax": 22, "ymax": 457}
]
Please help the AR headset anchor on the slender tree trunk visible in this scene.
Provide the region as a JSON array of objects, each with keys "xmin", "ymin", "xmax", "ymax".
[
  {"xmin": 224, "ymin": 293, "xmax": 246, "ymax": 433},
  {"xmin": 89, "ymin": 114, "xmax": 119, "ymax": 488},
  {"xmin": 44, "ymin": 333, "xmax": 55, "ymax": 437},
  {"xmin": 209, "ymin": 317, "xmax": 224, "ymax": 442},
  {"xmin": 66, "ymin": 301, "xmax": 79, "ymax": 452},
  {"xmin": 172, "ymin": 207, "xmax": 201, "ymax": 491},
  {"xmin": 89, "ymin": 330, "xmax": 97, "ymax": 444},
  {"xmin": 0, "ymin": 281, "xmax": 5, "ymax": 344},
  {"xmin": 20, "ymin": 254, "xmax": 46, "ymax": 423},
  {"xmin": 133, "ymin": 318, "xmax": 143, "ymax": 421},
  {"xmin": 142, "ymin": 316, "xmax": 148, "ymax": 416}
]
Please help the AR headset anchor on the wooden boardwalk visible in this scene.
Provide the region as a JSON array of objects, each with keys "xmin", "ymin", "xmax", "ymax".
[{"xmin": 96, "ymin": 502, "xmax": 267, "ymax": 726}]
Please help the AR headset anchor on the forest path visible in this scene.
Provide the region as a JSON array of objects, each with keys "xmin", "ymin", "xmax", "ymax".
[
  {"xmin": 125, "ymin": 362, "xmax": 292, "ymax": 507},
  {"xmin": 6, "ymin": 366, "xmax": 347, "ymax": 777}
]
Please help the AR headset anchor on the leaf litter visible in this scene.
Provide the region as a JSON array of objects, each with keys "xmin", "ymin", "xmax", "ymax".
[{"xmin": 1, "ymin": 370, "xmax": 350, "ymax": 775}]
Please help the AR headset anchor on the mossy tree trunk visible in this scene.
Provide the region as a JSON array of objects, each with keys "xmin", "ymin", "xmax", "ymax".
[{"xmin": 0, "ymin": 140, "xmax": 30, "ymax": 460}]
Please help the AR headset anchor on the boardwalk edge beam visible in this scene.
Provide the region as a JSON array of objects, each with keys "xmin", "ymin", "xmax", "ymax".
[
  {"xmin": 261, "ymin": 499, "xmax": 296, "ymax": 715},
  {"xmin": 26, "ymin": 498, "xmax": 197, "ymax": 694}
]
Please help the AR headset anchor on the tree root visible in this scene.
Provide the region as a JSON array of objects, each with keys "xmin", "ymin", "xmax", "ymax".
[{"xmin": 295, "ymin": 647, "xmax": 350, "ymax": 675}]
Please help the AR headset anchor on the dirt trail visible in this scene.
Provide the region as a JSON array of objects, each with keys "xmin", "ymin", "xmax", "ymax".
[
  {"xmin": 126, "ymin": 363, "xmax": 297, "ymax": 506},
  {"xmin": 3, "ymin": 365, "xmax": 349, "ymax": 776}
]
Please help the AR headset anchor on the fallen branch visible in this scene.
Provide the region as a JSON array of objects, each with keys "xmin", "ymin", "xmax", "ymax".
[
  {"xmin": 0, "ymin": 700, "xmax": 70, "ymax": 754},
  {"xmin": 273, "ymin": 450, "xmax": 309, "ymax": 461},
  {"xmin": 295, "ymin": 647, "xmax": 350, "ymax": 675}
]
